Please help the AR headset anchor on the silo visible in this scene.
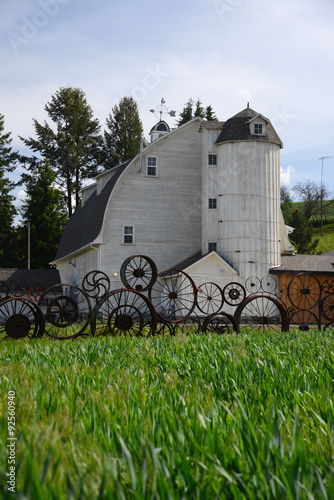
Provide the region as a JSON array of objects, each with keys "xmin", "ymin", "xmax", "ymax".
[{"xmin": 214, "ymin": 106, "xmax": 282, "ymax": 281}]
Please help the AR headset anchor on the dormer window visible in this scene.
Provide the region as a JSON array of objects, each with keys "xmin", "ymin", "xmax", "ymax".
[
  {"xmin": 246, "ymin": 114, "xmax": 268, "ymax": 136},
  {"xmin": 254, "ymin": 123, "xmax": 263, "ymax": 135}
]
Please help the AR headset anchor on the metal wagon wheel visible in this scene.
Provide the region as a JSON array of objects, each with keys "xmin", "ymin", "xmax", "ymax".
[
  {"xmin": 288, "ymin": 310, "xmax": 321, "ymax": 331},
  {"xmin": 196, "ymin": 282, "xmax": 224, "ymax": 315},
  {"xmin": 27, "ymin": 283, "xmax": 45, "ymax": 302},
  {"xmin": 9, "ymin": 278, "xmax": 28, "ymax": 297},
  {"xmin": 245, "ymin": 277, "xmax": 261, "ymax": 295},
  {"xmin": 91, "ymin": 288, "xmax": 157, "ymax": 337},
  {"xmin": 38, "ymin": 284, "xmax": 92, "ymax": 339},
  {"xmin": 322, "ymin": 279, "xmax": 334, "ymax": 295},
  {"xmin": 148, "ymin": 269, "xmax": 196, "ymax": 323},
  {"xmin": 0, "ymin": 281, "xmax": 9, "ymax": 300},
  {"xmin": 177, "ymin": 314, "xmax": 203, "ymax": 335},
  {"xmin": 120, "ymin": 255, "xmax": 158, "ymax": 292},
  {"xmin": 260, "ymin": 276, "xmax": 278, "ymax": 295},
  {"xmin": 202, "ymin": 312, "xmax": 239, "ymax": 334},
  {"xmin": 223, "ymin": 282, "xmax": 246, "ymax": 307},
  {"xmin": 234, "ymin": 294, "xmax": 289, "ymax": 333},
  {"xmin": 287, "ymin": 273, "xmax": 322, "ymax": 311},
  {"xmin": 320, "ymin": 294, "xmax": 334, "ymax": 322},
  {"xmin": 82, "ymin": 271, "xmax": 111, "ymax": 300},
  {"xmin": 0, "ymin": 298, "xmax": 45, "ymax": 341}
]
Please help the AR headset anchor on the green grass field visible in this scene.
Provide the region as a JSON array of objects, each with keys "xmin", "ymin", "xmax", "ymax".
[
  {"xmin": 288, "ymin": 201, "xmax": 334, "ymax": 253},
  {"xmin": 1, "ymin": 331, "xmax": 334, "ymax": 499}
]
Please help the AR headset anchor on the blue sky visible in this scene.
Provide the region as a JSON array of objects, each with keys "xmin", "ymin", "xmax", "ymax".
[{"xmin": 1, "ymin": 0, "xmax": 334, "ymax": 208}]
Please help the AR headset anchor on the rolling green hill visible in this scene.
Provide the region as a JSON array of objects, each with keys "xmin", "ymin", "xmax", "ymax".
[{"xmin": 290, "ymin": 201, "xmax": 334, "ymax": 253}]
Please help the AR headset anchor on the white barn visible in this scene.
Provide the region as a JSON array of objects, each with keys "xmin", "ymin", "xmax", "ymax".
[{"xmin": 51, "ymin": 106, "xmax": 294, "ymax": 295}]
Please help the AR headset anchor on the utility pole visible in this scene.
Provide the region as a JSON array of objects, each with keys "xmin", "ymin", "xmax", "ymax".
[
  {"xmin": 27, "ymin": 221, "xmax": 30, "ymax": 269},
  {"xmin": 318, "ymin": 156, "xmax": 333, "ymax": 236}
]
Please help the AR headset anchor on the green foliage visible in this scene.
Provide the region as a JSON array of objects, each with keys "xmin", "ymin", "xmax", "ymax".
[
  {"xmin": 280, "ymin": 184, "xmax": 294, "ymax": 223},
  {"xmin": 0, "ymin": 113, "xmax": 19, "ymax": 173},
  {"xmin": 288, "ymin": 209, "xmax": 319, "ymax": 254},
  {"xmin": 18, "ymin": 159, "xmax": 67, "ymax": 268},
  {"xmin": 104, "ymin": 96, "xmax": 144, "ymax": 169},
  {"xmin": 0, "ymin": 332, "xmax": 333, "ymax": 499},
  {"xmin": 19, "ymin": 86, "xmax": 102, "ymax": 216},
  {"xmin": 177, "ymin": 98, "xmax": 218, "ymax": 126},
  {"xmin": 0, "ymin": 114, "xmax": 18, "ymax": 266}
]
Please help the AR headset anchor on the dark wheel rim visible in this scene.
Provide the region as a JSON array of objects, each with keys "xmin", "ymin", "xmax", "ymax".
[
  {"xmin": 196, "ymin": 282, "xmax": 224, "ymax": 314},
  {"xmin": 120, "ymin": 255, "xmax": 158, "ymax": 292},
  {"xmin": 91, "ymin": 289, "xmax": 157, "ymax": 337},
  {"xmin": 234, "ymin": 295, "xmax": 288, "ymax": 333},
  {"xmin": 148, "ymin": 269, "xmax": 196, "ymax": 322}
]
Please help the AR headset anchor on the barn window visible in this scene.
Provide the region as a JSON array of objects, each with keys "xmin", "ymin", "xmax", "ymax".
[
  {"xmin": 254, "ymin": 123, "xmax": 263, "ymax": 135},
  {"xmin": 208, "ymin": 154, "xmax": 217, "ymax": 165},
  {"xmin": 123, "ymin": 225, "xmax": 134, "ymax": 244},
  {"xmin": 208, "ymin": 198, "xmax": 217, "ymax": 209},
  {"xmin": 208, "ymin": 242, "xmax": 217, "ymax": 252},
  {"xmin": 147, "ymin": 156, "xmax": 158, "ymax": 176}
]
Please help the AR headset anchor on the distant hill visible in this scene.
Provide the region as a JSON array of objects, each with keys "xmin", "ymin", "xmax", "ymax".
[{"xmin": 290, "ymin": 201, "xmax": 334, "ymax": 254}]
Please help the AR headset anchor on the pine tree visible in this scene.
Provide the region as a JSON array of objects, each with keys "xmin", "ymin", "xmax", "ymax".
[
  {"xmin": 20, "ymin": 86, "xmax": 102, "ymax": 217},
  {"xmin": 0, "ymin": 114, "xmax": 18, "ymax": 266},
  {"xmin": 19, "ymin": 160, "xmax": 67, "ymax": 268},
  {"xmin": 177, "ymin": 98, "xmax": 218, "ymax": 126},
  {"xmin": 289, "ymin": 209, "xmax": 319, "ymax": 254},
  {"xmin": 104, "ymin": 96, "xmax": 144, "ymax": 169}
]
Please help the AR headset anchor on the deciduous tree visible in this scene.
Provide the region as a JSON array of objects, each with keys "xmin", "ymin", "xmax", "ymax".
[{"xmin": 292, "ymin": 179, "xmax": 333, "ymax": 222}]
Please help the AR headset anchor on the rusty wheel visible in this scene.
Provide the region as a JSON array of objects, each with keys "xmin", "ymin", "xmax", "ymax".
[
  {"xmin": 322, "ymin": 279, "xmax": 334, "ymax": 295},
  {"xmin": 245, "ymin": 277, "xmax": 261, "ymax": 295},
  {"xmin": 320, "ymin": 294, "xmax": 334, "ymax": 322},
  {"xmin": 120, "ymin": 255, "xmax": 158, "ymax": 292},
  {"xmin": 91, "ymin": 289, "xmax": 157, "ymax": 337},
  {"xmin": 261, "ymin": 276, "xmax": 278, "ymax": 295},
  {"xmin": 9, "ymin": 278, "xmax": 28, "ymax": 297},
  {"xmin": 0, "ymin": 298, "xmax": 45, "ymax": 341},
  {"xmin": 223, "ymin": 282, "xmax": 246, "ymax": 307},
  {"xmin": 0, "ymin": 281, "xmax": 9, "ymax": 300},
  {"xmin": 287, "ymin": 273, "xmax": 322, "ymax": 311},
  {"xmin": 148, "ymin": 269, "xmax": 196, "ymax": 322},
  {"xmin": 38, "ymin": 284, "xmax": 92, "ymax": 339},
  {"xmin": 82, "ymin": 271, "xmax": 110, "ymax": 300},
  {"xmin": 288, "ymin": 310, "xmax": 321, "ymax": 331},
  {"xmin": 202, "ymin": 312, "xmax": 239, "ymax": 334},
  {"xmin": 177, "ymin": 314, "xmax": 203, "ymax": 335},
  {"xmin": 234, "ymin": 295, "xmax": 289, "ymax": 333},
  {"xmin": 27, "ymin": 283, "xmax": 45, "ymax": 302},
  {"xmin": 196, "ymin": 282, "xmax": 224, "ymax": 315}
]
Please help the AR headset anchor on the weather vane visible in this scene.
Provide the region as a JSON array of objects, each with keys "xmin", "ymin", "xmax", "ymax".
[{"xmin": 150, "ymin": 98, "xmax": 176, "ymax": 121}]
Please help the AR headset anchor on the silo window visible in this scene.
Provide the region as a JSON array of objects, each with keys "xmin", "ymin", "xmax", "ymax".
[
  {"xmin": 254, "ymin": 123, "xmax": 263, "ymax": 134},
  {"xmin": 208, "ymin": 242, "xmax": 217, "ymax": 252},
  {"xmin": 208, "ymin": 154, "xmax": 217, "ymax": 165},
  {"xmin": 208, "ymin": 198, "xmax": 217, "ymax": 209}
]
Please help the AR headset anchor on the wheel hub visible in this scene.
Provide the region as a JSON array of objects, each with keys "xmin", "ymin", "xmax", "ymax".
[{"xmin": 6, "ymin": 314, "xmax": 31, "ymax": 339}]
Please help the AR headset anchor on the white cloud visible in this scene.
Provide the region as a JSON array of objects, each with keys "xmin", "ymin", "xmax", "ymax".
[{"xmin": 280, "ymin": 166, "xmax": 295, "ymax": 186}]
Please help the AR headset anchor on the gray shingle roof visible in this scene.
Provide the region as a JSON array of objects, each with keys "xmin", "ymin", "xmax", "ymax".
[
  {"xmin": 215, "ymin": 107, "xmax": 283, "ymax": 147},
  {"xmin": 270, "ymin": 254, "xmax": 334, "ymax": 275},
  {"xmin": 160, "ymin": 251, "xmax": 203, "ymax": 276},
  {"xmin": 53, "ymin": 161, "xmax": 130, "ymax": 262},
  {"xmin": 0, "ymin": 269, "xmax": 60, "ymax": 290}
]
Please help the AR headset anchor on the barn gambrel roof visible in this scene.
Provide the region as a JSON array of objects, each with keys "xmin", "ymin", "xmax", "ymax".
[{"xmin": 52, "ymin": 160, "xmax": 131, "ymax": 262}]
